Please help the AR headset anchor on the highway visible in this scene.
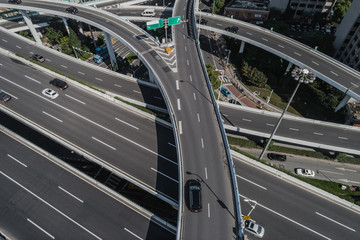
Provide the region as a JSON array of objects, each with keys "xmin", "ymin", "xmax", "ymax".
[
  {"xmin": 0, "ymin": 130, "xmax": 174, "ymax": 240},
  {"xmin": 0, "ymin": 53, "xmax": 179, "ymax": 203},
  {"xmin": 234, "ymin": 155, "xmax": 360, "ymax": 240}
]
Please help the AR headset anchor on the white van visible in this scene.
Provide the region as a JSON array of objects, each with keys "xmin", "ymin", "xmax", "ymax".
[{"xmin": 141, "ymin": 9, "xmax": 155, "ymax": 17}]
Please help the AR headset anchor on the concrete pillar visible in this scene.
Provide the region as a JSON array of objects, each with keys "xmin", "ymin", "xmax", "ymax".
[
  {"xmin": 239, "ymin": 41, "xmax": 245, "ymax": 53},
  {"xmin": 20, "ymin": 10, "xmax": 42, "ymax": 45},
  {"xmin": 149, "ymin": 70, "xmax": 156, "ymax": 83},
  {"xmin": 88, "ymin": 25, "xmax": 97, "ymax": 48},
  {"xmin": 284, "ymin": 62, "xmax": 293, "ymax": 75},
  {"xmin": 62, "ymin": 17, "xmax": 70, "ymax": 35},
  {"xmin": 78, "ymin": 24, "xmax": 84, "ymax": 35},
  {"xmin": 104, "ymin": 32, "xmax": 118, "ymax": 71},
  {"xmin": 195, "ymin": 0, "xmax": 199, "ymax": 11},
  {"xmin": 335, "ymin": 94, "xmax": 351, "ymax": 112}
]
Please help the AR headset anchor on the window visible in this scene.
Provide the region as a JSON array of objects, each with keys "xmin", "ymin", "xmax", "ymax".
[{"xmin": 254, "ymin": 13, "xmax": 262, "ymax": 18}]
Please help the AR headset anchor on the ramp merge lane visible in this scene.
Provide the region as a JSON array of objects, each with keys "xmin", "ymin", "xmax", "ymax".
[{"xmin": 0, "ymin": 1, "xmax": 240, "ymax": 239}]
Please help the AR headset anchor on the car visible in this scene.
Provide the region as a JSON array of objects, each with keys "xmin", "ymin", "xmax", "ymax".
[
  {"xmin": 267, "ymin": 153, "xmax": 286, "ymax": 161},
  {"xmin": 0, "ymin": 91, "xmax": 11, "ymax": 102},
  {"xmin": 197, "ymin": 18, "xmax": 208, "ymax": 25},
  {"xmin": 66, "ymin": 6, "xmax": 78, "ymax": 14},
  {"xmin": 244, "ymin": 220, "xmax": 265, "ymax": 238},
  {"xmin": 42, "ymin": 88, "xmax": 59, "ymax": 99},
  {"xmin": 188, "ymin": 180, "xmax": 202, "ymax": 212},
  {"xmin": 8, "ymin": 0, "xmax": 21, "ymax": 4},
  {"xmin": 225, "ymin": 26, "xmax": 239, "ymax": 33},
  {"xmin": 296, "ymin": 168, "xmax": 315, "ymax": 177},
  {"xmin": 49, "ymin": 78, "xmax": 68, "ymax": 90},
  {"xmin": 31, "ymin": 54, "xmax": 45, "ymax": 63},
  {"xmin": 229, "ymin": 99, "xmax": 241, "ymax": 105},
  {"xmin": 220, "ymin": 87, "xmax": 231, "ymax": 97}
]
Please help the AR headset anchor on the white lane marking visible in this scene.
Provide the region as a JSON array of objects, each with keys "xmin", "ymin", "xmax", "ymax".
[
  {"xmin": 193, "ymin": 92, "xmax": 196, "ymax": 100},
  {"xmin": 114, "ymin": 84, "xmax": 122, "ymax": 88},
  {"xmin": 338, "ymin": 136, "xmax": 348, "ymax": 140},
  {"xmin": 65, "ymin": 94, "xmax": 86, "ymax": 104},
  {"xmin": 289, "ymin": 128, "xmax": 299, "ymax": 131},
  {"xmin": 2, "ymin": 39, "xmax": 8, "ymax": 42},
  {"xmin": 133, "ymin": 90, "xmax": 141, "ymax": 94},
  {"xmin": 204, "ymin": 167, "xmax": 208, "ymax": 180},
  {"xmin": 46, "ymin": 59, "xmax": 51, "ymax": 62},
  {"xmin": 242, "ymin": 118, "xmax": 252, "ymax": 122},
  {"xmin": 319, "ymin": 170, "xmax": 343, "ymax": 175},
  {"xmin": 216, "ymin": 23, "xmax": 222, "ymax": 26},
  {"xmin": 239, "ymin": 194, "xmax": 331, "ymax": 240},
  {"xmin": 312, "ymin": 61, "xmax": 319, "ymax": 66},
  {"xmin": 92, "ymin": 137, "xmax": 116, "ymax": 150},
  {"xmin": 29, "ymin": 52, "xmax": 34, "ymax": 54},
  {"xmin": 153, "ymin": 96, "xmax": 162, "ymax": 100},
  {"xmin": 27, "ymin": 219, "xmax": 55, "ymax": 239},
  {"xmin": 177, "ymin": 99, "xmax": 181, "ymax": 110},
  {"xmin": 124, "ymin": 228, "xmax": 143, "ymax": 240},
  {"xmin": 262, "ymin": 38, "xmax": 268, "ymax": 41},
  {"xmin": 78, "ymin": 71, "xmax": 85, "ymax": 75},
  {"xmin": 1, "ymin": 75, "xmax": 175, "ymax": 164},
  {"xmin": 189, "ymin": 75, "xmax": 192, "ymax": 82},
  {"xmin": 24, "ymin": 75, "xmax": 41, "ymax": 84},
  {"xmin": 201, "ymin": 138, "xmax": 204, "ymax": 148},
  {"xmin": 351, "ymin": 82, "xmax": 359, "ymax": 88},
  {"xmin": 183, "ymin": 24, "xmax": 184, "ymax": 29},
  {"xmin": 0, "ymin": 89, "xmax": 18, "ymax": 99},
  {"xmin": 330, "ymin": 71, "xmax": 338, "ymax": 76},
  {"xmin": 236, "ymin": 175, "xmax": 267, "ymax": 190},
  {"xmin": 185, "ymin": 46, "xmax": 187, "ymax": 52},
  {"xmin": 187, "ymin": 59, "xmax": 189, "ymax": 66},
  {"xmin": 58, "ymin": 186, "xmax": 84, "ymax": 203},
  {"xmin": 183, "ymin": 35, "xmax": 185, "ymax": 39},
  {"xmin": 0, "ymin": 171, "xmax": 102, "ymax": 240},
  {"xmin": 7, "ymin": 154, "xmax": 27, "ymax": 167},
  {"xmin": 42, "ymin": 111, "xmax": 63, "ymax": 122},
  {"xmin": 294, "ymin": 52, "xmax": 301, "ymax": 56},
  {"xmin": 0, "ymin": 63, "xmax": 2, "ymax": 66},
  {"xmin": 168, "ymin": 142, "xmax": 176, "ymax": 148},
  {"xmin": 208, "ymin": 203, "xmax": 211, "ymax": 218},
  {"xmin": 313, "ymin": 132, "xmax": 324, "ymax": 136},
  {"xmin": 278, "ymin": 44, "xmax": 284, "ymax": 48},
  {"xmin": 115, "ymin": 117, "xmax": 139, "ymax": 130},
  {"xmin": 266, "ymin": 123, "xmax": 275, "ymax": 127},
  {"xmin": 16, "ymin": 45, "xmax": 22, "ymax": 49},
  {"xmin": 246, "ymin": 32, "xmax": 252, "ymax": 35},
  {"xmin": 61, "ymin": 65, "xmax": 68, "ymax": 68},
  {"xmin": 179, "ymin": 121, "xmax": 183, "ymax": 134},
  {"xmin": 197, "ymin": 113, "xmax": 200, "ymax": 122},
  {"xmin": 315, "ymin": 212, "xmax": 356, "ymax": 232},
  {"xmin": 95, "ymin": 77, "xmax": 103, "ymax": 81},
  {"xmin": 336, "ymin": 167, "xmax": 356, "ymax": 172},
  {"xmin": 176, "ymin": 80, "xmax": 179, "ymax": 90},
  {"xmin": 151, "ymin": 167, "xmax": 178, "ymax": 183}
]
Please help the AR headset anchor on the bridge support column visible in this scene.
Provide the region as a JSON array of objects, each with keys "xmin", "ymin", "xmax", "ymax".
[
  {"xmin": 20, "ymin": 10, "xmax": 42, "ymax": 45},
  {"xmin": 104, "ymin": 32, "xmax": 118, "ymax": 71},
  {"xmin": 62, "ymin": 17, "xmax": 70, "ymax": 35},
  {"xmin": 335, "ymin": 94, "xmax": 351, "ymax": 112},
  {"xmin": 284, "ymin": 62, "xmax": 293, "ymax": 75},
  {"xmin": 149, "ymin": 70, "xmax": 156, "ymax": 83},
  {"xmin": 239, "ymin": 41, "xmax": 245, "ymax": 53},
  {"xmin": 195, "ymin": 0, "xmax": 199, "ymax": 11}
]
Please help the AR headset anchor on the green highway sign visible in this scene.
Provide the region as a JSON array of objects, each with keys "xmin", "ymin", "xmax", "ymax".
[
  {"xmin": 147, "ymin": 19, "xmax": 164, "ymax": 30},
  {"xmin": 168, "ymin": 16, "xmax": 181, "ymax": 26}
]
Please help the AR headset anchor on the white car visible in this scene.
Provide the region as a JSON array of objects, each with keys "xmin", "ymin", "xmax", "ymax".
[
  {"xmin": 296, "ymin": 168, "xmax": 315, "ymax": 177},
  {"xmin": 244, "ymin": 220, "xmax": 265, "ymax": 238},
  {"xmin": 42, "ymin": 88, "xmax": 59, "ymax": 99}
]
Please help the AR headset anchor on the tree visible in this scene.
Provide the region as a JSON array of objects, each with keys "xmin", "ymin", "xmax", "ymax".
[
  {"xmin": 333, "ymin": 0, "xmax": 351, "ymax": 23},
  {"xmin": 60, "ymin": 36, "xmax": 72, "ymax": 55},
  {"xmin": 241, "ymin": 61, "xmax": 268, "ymax": 87},
  {"xmin": 68, "ymin": 28, "xmax": 81, "ymax": 49},
  {"xmin": 44, "ymin": 27, "xmax": 63, "ymax": 45}
]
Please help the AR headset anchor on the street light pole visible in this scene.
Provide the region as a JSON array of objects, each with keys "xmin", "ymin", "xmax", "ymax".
[
  {"xmin": 259, "ymin": 67, "xmax": 315, "ymax": 160},
  {"xmin": 212, "ymin": 0, "xmax": 215, "ymax": 14},
  {"xmin": 226, "ymin": 49, "xmax": 231, "ymax": 65},
  {"xmin": 243, "ymin": 198, "xmax": 257, "ymax": 217}
]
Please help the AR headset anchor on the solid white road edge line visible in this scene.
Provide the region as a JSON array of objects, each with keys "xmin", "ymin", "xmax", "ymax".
[
  {"xmin": 236, "ymin": 175, "xmax": 267, "ymax": 190},
  {"xmin": 315, "ymin": 212, "xmax": 356, "ymax": 232},
  {"xmin": 115, "ymin": 117, "xmax": 139, "ymax": 130},
  {"xmin": 58, "ymin": 186, "xmax": 84, "ymax": 203},
  {"xmin": 92, "ymin": 137, "xmax": 116, "ymax": 150},
  {"xmin": 150, "ymin": 168, "xmax": 178, "ymax": 183},
  {"xmin": 124, "ymin": 228, "xmax": 143, "ymax": 240},
  {"xmin": 42, "ymin": 111, "xmax": 63, "ymax": 123},
  {"xmin": 7, "ymin": 154, "xmax": 27, "ymax": 167},
  {"xmin": 27, "ymin": 218, "xmax": 55, "ymax": 239}
]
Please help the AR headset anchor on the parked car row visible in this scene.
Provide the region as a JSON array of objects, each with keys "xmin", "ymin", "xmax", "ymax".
[{"xmin": 289, "ymin": 23, "xmax": 336, "ymax": 34}]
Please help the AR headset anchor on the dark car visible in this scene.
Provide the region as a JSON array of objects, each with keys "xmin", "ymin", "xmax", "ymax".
[
  {"xmin": 66, "ymin": 6, "xmax": 78, "ymax": 14},
  {"xmin": 31, "ymin": 54, "xmax": 45, "ymax": 63},
  {"xmin": 197, "ymin": 18, "xmax": 208, "ymax": 25},
  {"xmin": 267, "ymin": 153, "xmax": 286, "ymax": 161},
  {"xmin": 0, "ymin": 91, "xmax": 11, "ymax": 102},
  {"xmin": 49, "ymin": 78, "xmax": 68, "ymax": 90},
  {"xmin": 8, "ymin": 0, "xmax": 21, "ymax": 4},
  {"xmin": 188, "ymin": 180, "xmax": 202, "ymax": 212},
  {"xmin": 225, "ymin": 26, "xmax": 239, "ymax": 33}
]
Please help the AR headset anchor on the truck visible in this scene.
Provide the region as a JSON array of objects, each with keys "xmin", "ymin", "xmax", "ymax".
[{"xmin": 93, "ymin": 45, "xmax": 109, "ymax": 64}]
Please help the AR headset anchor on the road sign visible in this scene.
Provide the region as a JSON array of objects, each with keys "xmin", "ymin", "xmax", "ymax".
[
  {"xmin": 168, "ymin": 16, "xmax": 181, "ymax": 26},
  {"xmin": 147, "ymin": 19, "xmax": 164, "ymax": 30},
  {"xmin": 242, "ymin": 216, "xmax": 251, "ymax": 221}
]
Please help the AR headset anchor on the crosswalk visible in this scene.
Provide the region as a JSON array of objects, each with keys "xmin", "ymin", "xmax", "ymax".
[{"xmin": 218, "ymin": 75, "xmax": 230, "ymax": 83}]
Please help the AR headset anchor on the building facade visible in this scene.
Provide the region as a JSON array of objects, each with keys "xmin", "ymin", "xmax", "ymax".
[
  {"xmin": 224, "ymin": 0, "xmax": 270, "ymax": 23},
  {"xmin": 333, "ymin": 0, "xmax": 360, "ymax": 71},
  {"xmin": 289, "ymin": 0, "xmax": 336, "ymax": 17},
  {"xmin": 269, "ymin": 0, "xmax": 289, "ymax": 13}
]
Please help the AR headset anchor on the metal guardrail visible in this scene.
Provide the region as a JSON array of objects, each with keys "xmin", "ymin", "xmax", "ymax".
[{"xmin": 192, "ymin": 4, "xmax": 244, "ymax": 240}]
